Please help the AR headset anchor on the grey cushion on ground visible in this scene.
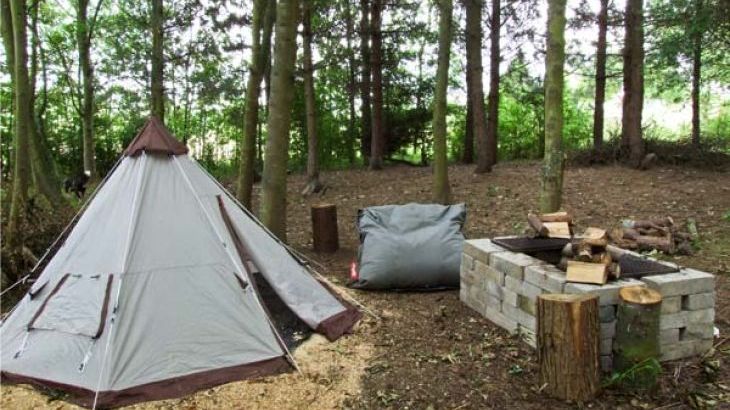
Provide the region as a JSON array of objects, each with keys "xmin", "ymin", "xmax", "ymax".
[{"xmin": 351, "ymin": 203, "xmax": 466, "ymax": 290}]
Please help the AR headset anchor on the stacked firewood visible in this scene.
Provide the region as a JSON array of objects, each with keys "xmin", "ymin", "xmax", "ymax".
[
  {"xmin": 526, "ymin": 211, "xmax": 574, "ymax": 238},
  {"xmin": 560, "ymin": 227, "xmax": 621, "ymax": 285},
  {"xmin": 608, "ymin": 217, "xmax": 696, "ymax": 255}
]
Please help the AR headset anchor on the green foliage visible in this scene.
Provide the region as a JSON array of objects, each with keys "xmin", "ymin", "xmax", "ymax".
[{"xmin": 603, "ymin": 358, "xmax": 662, "ymax": 390}]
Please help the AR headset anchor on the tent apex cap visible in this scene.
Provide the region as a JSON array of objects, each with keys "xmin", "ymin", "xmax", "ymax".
[{"xmin": 123, "ymin": 116, "xmax": 189, "ymax": 157}]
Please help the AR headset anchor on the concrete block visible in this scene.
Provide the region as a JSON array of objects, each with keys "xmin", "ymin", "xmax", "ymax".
[
  {"xmin": 642, "ymin": 268, "xmax": 714, "ymax": 297},
  {"xmin": 600, "ymin": 355, "xmax": 613, "ymax": 373},
  {"xmin": 460, "ymin": 266, "xmax": 480, "ymax": 287},
  {"xmin": 683, "ymin": 292, "xmax": 715, "ymax": 311},
  {"xmin": 660, "ymin": 339, "xmax": 713, "ymax": 362},
  {"xmin": 504, "ymin": 275, "xmax": 522, "ymax": 293},
  {"xmin": 660, "ymin": 328, "xmax": 680, "ymax": 344},
  {"xmin": 461, "ymin": 253, "xmax": 475, "ymax": 273},
  {"xmin": 525, "ymin": 265, "xmax": 566, "ymax": 293},
  {"xmin": 601, "ymin": 321, "xmax": 616, "ymax": 339},
  {"xmin": 601, "ymin": 338, "xmax": 613, "ymax": 355},
  {"xmin": 503, "ymin": 302, "xmax": 536, "ymax": 331},
  {"xmin": 481, "ymin": 263, "xmax": 505, "ymax": 286},
  {"xmin": 521, "ymin": 281, "xmax": 544, "ymax": 301},
  {"xmin": 486, "ymin": 279, "xmax": 503, "ymax": 300},
  {"xmin": 461, "ymin": 288, "xmax": 486, "ymax": 314},
  {"xmin": 489, "ymin": 251, "xmax": 546, "ymax": 281},
  {"xmin": 599, "ymin": 305, "xmax": 616, "ymax": 323},
  {"xmin": 464, "ymin": 239, "xmax": 507, "ymax": 263},
  {"xmin": 502, "ymin": 287, "xmax": 519, "ymax": 307},
  {"xmin": 485, "ymin": 306, "xmax": 519, "ymax": 333},
  {"xmin": 564, "ymin": 279, "xmax": 645, "ymax": 306},
  {"xmin": 661, "ymin": 296, "xmax": 682, "ymax": 314},
  {"xmin": 485, "ymin": 293, "xmax": 502, "ymax": 311},
  {"xmin": 660, "ymin": 309, "xmax": 715, "ymax": 330},
  {"xmin": 517, "ymin": 294, "xmax": 536, "ymax": 316},
  {"xmin": 683, "ymin": 323, "xmax": 714, "ymax": 340}
]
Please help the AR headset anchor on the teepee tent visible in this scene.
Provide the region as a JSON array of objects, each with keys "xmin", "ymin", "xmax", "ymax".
[{"xmin": 0, "ymin": 117, "xmax": 360, "ymax": 408}]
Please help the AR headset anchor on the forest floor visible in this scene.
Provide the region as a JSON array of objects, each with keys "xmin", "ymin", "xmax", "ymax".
[{"xmin": 2, "ymin": 161, "xmax": 730, "ymax": 409}]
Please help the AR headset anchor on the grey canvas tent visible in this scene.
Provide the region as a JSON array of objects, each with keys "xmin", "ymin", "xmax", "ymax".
[{"xmin": 0, "ymin": 117, "xmax": 360, "ymax": 408}]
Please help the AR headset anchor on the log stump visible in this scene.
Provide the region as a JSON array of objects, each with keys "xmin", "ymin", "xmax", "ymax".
[
  {"xmin": 538, "ymin": 294, "xmax": 600, "ymax": 402},
  {"xmin": 613, "ymin": 286, "xmax": 662, "ymax": 389},
  {"xmin": 311, "ymin": 203, "xmax": 339, "ymax": 253}
]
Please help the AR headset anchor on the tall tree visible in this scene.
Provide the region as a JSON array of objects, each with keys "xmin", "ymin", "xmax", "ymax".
[
  {"xmin": 150, "ymin": 0, "xmax": 164, "ymax": 122},
  {"xmin": 539, "ymin": 0, "xmax": 567, "ymax": 212},
  {"xmin": 236, "ymin": 0, "xmax": 274, "ymax": 208},
  {"xmin": 482, "ymin": 0, "xmax": 500, "ymax": 171},
  {"xmin": 433, "ymin": 0, "xmax": 452, "ymax": 204},
  {"xmin": 689, "ymin": 0, "xmax": 702, "ymax": 147},
  {"xmin": 465, "ymin": 0, "xmax": 487, "ymax": 168},
  {"xmin": 359, "ymin": 0, "xmax": 372, "ymax": 163},
  {"xmin": 6, "ymin": 0, "xmax": 33, "ymax": 251},
  {"xmin": 77, "ymin": 0, "xmax": 96, "ymax": 177},
  {"xmin": 260, "ymin": 0, "xmax": 299, "ymax": 241},
  {"xmin": 368, "ymin": 0, "xmax": 384, "ymax": 170},
  {"xmin": 302, "ymin": 0, "xmax": 323, "ymax": 194},
  {"xmin": 621, "ymin": 0, "xmax": 645, "ymax": 165},
  {"xmin": 592, "ymin": 0, "xmax": 608, "ymax": 149},
  {"xmin": 344, "ymin": 0, "xmax": 358, "ymax": 164}
]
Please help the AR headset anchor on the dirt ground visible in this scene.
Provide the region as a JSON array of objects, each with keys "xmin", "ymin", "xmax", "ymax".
[{"xmin": 2, "ymin": 161, "xmax": 729, "ymax": 409}]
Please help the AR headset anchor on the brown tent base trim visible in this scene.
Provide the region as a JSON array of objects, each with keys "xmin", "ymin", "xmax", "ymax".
[
  {"xmin": 1, "ymin": 355, "xmax": 291, "ymax": 408},
  {"xmin": 316, "ymin": 307, "xmax": 363, "ymax": 342}
]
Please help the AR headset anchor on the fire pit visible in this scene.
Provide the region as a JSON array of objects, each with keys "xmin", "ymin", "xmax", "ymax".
[{"xmin": 460, "ymin": 237, "xmax": 716, "ymax": 372}]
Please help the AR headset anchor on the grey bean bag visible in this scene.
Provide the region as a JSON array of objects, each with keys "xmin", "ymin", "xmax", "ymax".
[{"xmin": 351, "ymin": 203, "xmax": 466, "ymax": 290}]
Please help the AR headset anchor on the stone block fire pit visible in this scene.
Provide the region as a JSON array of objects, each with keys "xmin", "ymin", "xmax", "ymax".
[{"xmin": 460, "ymin": 238, "xmax": 716, "ymax": 372}]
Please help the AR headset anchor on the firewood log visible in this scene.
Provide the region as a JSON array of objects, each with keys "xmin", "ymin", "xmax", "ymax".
[
  {"xmin": 539, "ymin": 211, "xmax": 572, "ymax": 223},
  {"xmin": 528, "ymin": 213, "xmax": 549, "ymax": 237}
]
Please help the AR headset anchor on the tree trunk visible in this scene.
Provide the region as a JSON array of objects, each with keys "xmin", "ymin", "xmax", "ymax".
[
  {"xmin": 6, "ymin": 0, "xmax": 32, "ymax": 251},
  {"xmin": 345, "ymin": 0, "xmax": 357, "ymax": 165},
  {"xmin": 359, "ymin": 0, "xmax": 372, "ymax": 164},
  {"xmin": 614, "ymin": 286, "xmax": 662, "ymax": 388},
  {"xmin": 432, "ymin": 0, "xmax": 452, "ymax": 205},
  {"xmin": 28, "ymin": 2, "xmax": 63, "ymax": 206},
  {"xmin": 621, "ymin": 0, "xmax": 645, "ymax": 166},
  {"xmin": 482, "ymin": 0, "xmax": 500, "ymax": 171},
  {"xmin": 236, "ymin": 0, "xmax": 272, "ymax": 209},
  {"xmin": 537, "ymin": 294, "xmax": 601, "ymax": 401},
  {"xmin": 369, "ymin": 0, "xmax": 384, "ymax": 170},
  {"xmin": 77, "ymin": 0, "xmax": 96, "ymax": 178},
  {"xmin": 463, "ymin": 77, "xmax": 473, "ymax": 163},
  {"xmin": 465, "ymin": 0, "xmax": 486, "ymax": 168},
  {"xmin": 260, "ymin": 0, "xmax": 299, "ymax": 241},
  {"xmin": 150, "ymin": 0, "xmax": 164, "ymax": 122},
  {"xmin": 690, "ymin": 1, "xmax": 702, "ymax": 148},
  {"xmin": 593, "ymin": 0, "xmax": 607, "ymax": 150},
  {"xmin": 311, "ymin": 203, "xmax": 339, "ymax": 253},
  {"xmin": 302, "ymin": 0, "xmax": 322, "ymax": 194},
  {"xmin": 539, "ymin": 0, "xmax": 567, "ymax": 213}
]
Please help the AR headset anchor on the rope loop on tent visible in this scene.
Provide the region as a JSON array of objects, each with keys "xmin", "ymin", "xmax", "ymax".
[{"xmin": 0, "ymin": 274, "xmax": 30, "ymax": 297}]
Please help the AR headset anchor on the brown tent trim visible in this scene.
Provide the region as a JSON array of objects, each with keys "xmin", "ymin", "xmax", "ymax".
[
  {"xmin": 316, "ymin": 306, "xmax": 362, "ymax": 342},
  {"xmin": 1, "ymin": 356, "xmax": 291, "ymax": 408},
  {"xmin": 93, "ymin": 275, "xmax": 115, "ymax": 339},
  {"xmin": 123, "ymin": 116, "xmax": 188, "ymax": 157}
]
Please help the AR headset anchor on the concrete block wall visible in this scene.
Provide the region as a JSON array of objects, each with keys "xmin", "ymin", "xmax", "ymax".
[{"xmin": 460, "ymin": 238, "xmax": 716, "ymax": 372}]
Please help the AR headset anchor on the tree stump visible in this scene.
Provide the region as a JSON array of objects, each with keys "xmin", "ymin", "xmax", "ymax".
[
  {"xmin": 613, "ymin": 286, "xmax": 662, "ymax": 388},
  {"xmin": 311, "ymin": 203, "xmax": 339, "ymax": 253},
  {"xmin": 538, "ymin": 294, "xmax": 600, "ymax": 402}
]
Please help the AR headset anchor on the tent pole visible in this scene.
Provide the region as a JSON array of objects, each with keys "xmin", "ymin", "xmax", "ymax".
[
  {"xmin": 92, "ymin": 153, "xmax": 149, "ymax": 410},
  {"xmin": 173, "ymin": 156, "xmax": 301, "ymax": 374}
]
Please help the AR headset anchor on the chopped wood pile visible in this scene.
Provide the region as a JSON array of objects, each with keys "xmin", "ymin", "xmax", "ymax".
[
  {"xmin": 608, "ymin": 217, "xmax": 696, "ymax": 256},
  {"xmin": 525, "ymin": 211, "xmax": 697, "ymax": 285},
  {"xmin": 561, "ymin": 227, "xmax": 620, "ymax": 285},
  {"xmin": 526, "ymin": 211, "xmax": 573, "ymax": 239}
]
